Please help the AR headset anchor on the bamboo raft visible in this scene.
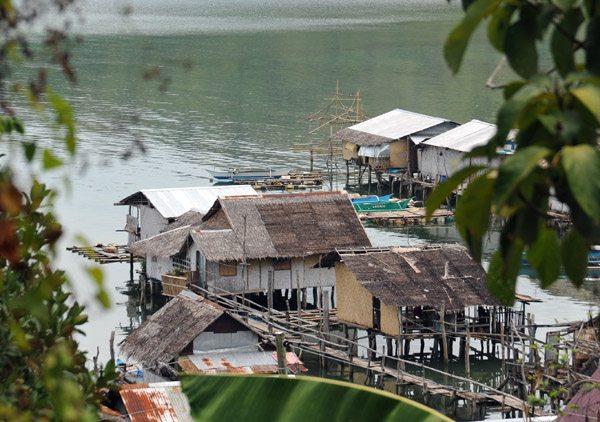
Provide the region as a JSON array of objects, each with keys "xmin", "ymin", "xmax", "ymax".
[
  {"xmin": 231, "ymin": 172, "xmax": 324, "ymax": 190},
  {"xmin": 67, "ymin": 244, "xmax": 136, "ymax": 264},
  {"xmin": 359, "ymin": 207, "xmax": 454, "ymax": 226}
]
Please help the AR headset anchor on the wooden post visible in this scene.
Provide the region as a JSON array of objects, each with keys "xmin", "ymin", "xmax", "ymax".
[
  {"xmin": 296, "ymin": 270, "xmax": 301, "ymax": 320},
  {"xmin": 268, "ymin": 269, "xmax": 274, "ymax": 335},
  {"xmin": 501, "ymin": 321, "xmax": 506, "ymax": 362},
  {"xmin": 275, "ymin": 332, "xmax": 287, "ymax": 375},
  {"xmin": 441, "ymin": 304, "xmax": 448, "ymax": 364},
  {"xmin": 397, "ymin": 307, "xmax": 405, "ymax": 370},
  {"xmin": 129, "ymin": 253, "xmax": 134, "ymax": 281},
  {"xmin": 323, "ymin": 294, "xmax": 330, "ymax": 341},
  {"xmin": 465, "ymin": 320, "xmax": 471, "ymax": 376},
  {"xmin": 109, "ymin": 330, "xmax": 115, "ymax": 362}
]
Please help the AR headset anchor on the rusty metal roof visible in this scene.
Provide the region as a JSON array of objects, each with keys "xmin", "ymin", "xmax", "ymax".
[
  {"xmin": 178, "ymin": 348, "xmax": 307, "ymax": 374},
  {"xmin": 120, "ymin": 382, "xmax": 193, "ymax": 422}
]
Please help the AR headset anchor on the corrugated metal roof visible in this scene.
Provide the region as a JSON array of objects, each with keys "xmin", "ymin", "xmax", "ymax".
[
  {"xmin": 421, "ymin": 119, "xmax": 497, "ymax": 152},
  {"xmin": 142, "ymin": 185, "xmax": 257, "ymax": 219},
  {"xmin": 120, "ymin": 382, "xmax": 193, "ymax": 422},
  {"xmin": 117, "ymin": 185, "xmax": 257, "ymax": 219},
  {"xmin": 180, "ymin": 348, "xmax": 306, "ymax": 374},
  {"xmin": 346, "ymin": 108, "xmax": 447, "ymax": 140}
]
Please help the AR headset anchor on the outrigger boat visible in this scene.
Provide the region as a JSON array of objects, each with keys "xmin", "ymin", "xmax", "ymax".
[
  {"xmin": 353, "ymin": 197, "xmax": 413, "ymax": 212},
  {"xmin": 351, "ymin": 194, "xmax": 393, "ymax": 204},
  {"xmin": 206, "ymin": 167, "xmax": 291, "ymax": 181}
]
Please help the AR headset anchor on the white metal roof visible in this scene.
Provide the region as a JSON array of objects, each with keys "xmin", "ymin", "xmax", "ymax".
[
  {"xmin": 347, "ymin": 108, "xmax": 448, "ymax": 139},
  {"xmin": 139, "ymin": 185, "xmax": 257, "ymax": 219},
  {"xmin": 421, "ymin": 119, "xmax": 497, "ymax": 152}
]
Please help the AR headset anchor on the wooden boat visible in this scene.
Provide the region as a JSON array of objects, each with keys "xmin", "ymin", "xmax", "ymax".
[
  {"xmin": 206, "ymin": 168, "xmax": 291, "ymax": 180},
  {"xmin": 351, "ymin": 194, "xmax": 393, "ymax": 204},
  {"xmin": 354, "ymin": 197, "xmax": 412, "ymax": 213}
]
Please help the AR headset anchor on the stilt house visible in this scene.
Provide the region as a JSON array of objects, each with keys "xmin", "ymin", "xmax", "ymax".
[
  {"xmin": 334, "ymin": 245, "xmax": 498, "ymax": 337},
  {"xmin": 333, "ymin": 108, "xmax": 458, "ymax": 175},
  {"xmin": 419, "ymin": 119, "xmax": 515, "ymax": 183},
  {"xmin": 119, "ymin": 290, "xmax": 305, "ymax": 382},
  {"xmin": 115, "ymin": 185, "xmax": 257, "ymax": 245},
  {"xmin": 188, "ymin": 191, "xmax": 372, "ymax": 294}
]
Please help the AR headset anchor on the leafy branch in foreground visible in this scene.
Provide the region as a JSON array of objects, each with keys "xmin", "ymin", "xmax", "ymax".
[{"xmin": 428, "ymin": 0, "xmax": 600, "ymax": 304}]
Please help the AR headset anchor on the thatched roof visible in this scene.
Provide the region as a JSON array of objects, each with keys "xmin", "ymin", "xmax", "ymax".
[
  {"xmin": 129, "ymin": 225, "xmax": 191, "ymax": 258},
  {"xmin": 192, "ymin": 192, "xmax": 372, "ymax": 261},
  {"xmin": 119, "ymin": 291, "xmax": 228, "ymax": 368},
  {"xmin": 161, "ymin": 210, "xmax": 204, "ymax": 233},
  {"xmin": 338, "ymin": 244, "xmax": 496, "ymax": 311}
]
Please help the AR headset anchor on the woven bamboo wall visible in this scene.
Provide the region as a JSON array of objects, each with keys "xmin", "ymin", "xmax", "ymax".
[
  {"xmin": 390, "ymin": 141, "xmax": 408, "ymax": 168},
  {"xmin": 335, "ymin": 262, "xmax": 373, "ymax": 328},
  {"xmin": 380, "ymin": 301, "xmax": 400, "ymax": 337},
  {"xmin": 161, "ymin": 274, "xmax": 187, "ymax": 297}
]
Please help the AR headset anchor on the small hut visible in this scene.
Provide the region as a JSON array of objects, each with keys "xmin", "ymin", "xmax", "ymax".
[
  {"xmin": 419, "ymin": 119, "xmax": 515, "ymax": 184},
  {"xmin": 333, "ymin": 108, "xmax": 458, "ymax": 175},
  {"xmin": 119, "ymin": 290, "xmax": 303, "ymax": 381},
  {"xmin": 334, "ymin": 244, "xmax": 498, "ymax": 337},
  {"xmin": 115, "ymin": 185, "xmax": 257, "ymax": 245},
  {"xmin": 187, "ymin": 191, "xmax": 372, "ymax": 295}
]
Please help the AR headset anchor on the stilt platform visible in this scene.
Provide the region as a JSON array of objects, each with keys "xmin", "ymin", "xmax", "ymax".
[
  {"xmin": 67, "ymin": 244, "xmax": 137, "ymax": 264},
  {"xmin": 232, "ymin": 172, "xmax": 324, "ymax": 190},
  {"xmin": 358, "ymin": 207, "xmax": 454, "ymax": 226}
]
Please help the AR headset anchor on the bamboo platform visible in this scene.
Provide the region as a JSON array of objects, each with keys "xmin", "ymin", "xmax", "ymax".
[
  {"xmin": 67, "ymin": 244, "xmax": 136, "ymax": 264},
  {"xmin": 358, "ymin": 207, "xmax": 454, "ymax": 226},
  {"xmin": 229, "ymin": 172, "xmax": 324, "ymax": 190}
]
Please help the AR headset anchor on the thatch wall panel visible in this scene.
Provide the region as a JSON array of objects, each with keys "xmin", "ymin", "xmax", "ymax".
[
  {"xmin": 161, "ymin": 274, "xmax": 187, "ymax": 297},
  {"xmin": 380, "ymin": 301, "xmax": 400, "ymax": 337},
  {"xmin": 335, "ymin": 262, "xmax": 373, "ymax": 328},
  {"xmin": 390, "ymin": 141, "xmax": 408, "ymax": 168}
]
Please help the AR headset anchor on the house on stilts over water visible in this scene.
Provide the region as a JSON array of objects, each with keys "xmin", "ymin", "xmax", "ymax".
[
  {"xmin": 331, "ymin": 244, "xmax": 503, "ymax": 360},
  {"xmin": 129, "ymin": 191, "xmax": 373, "ymax": 301},
  {"xmin": 119, "ymin": 290, "xmax": 306, "ymax": 382}
]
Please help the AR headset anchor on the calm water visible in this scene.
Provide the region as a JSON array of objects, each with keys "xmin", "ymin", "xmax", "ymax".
[{"xmin": 4, "ymin": 0, "xmax": 596, "ymax": 418}]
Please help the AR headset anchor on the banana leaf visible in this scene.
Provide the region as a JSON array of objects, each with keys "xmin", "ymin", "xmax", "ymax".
[{"xmin": 181, "ymin": 374, "xmax": 453, "ymax": 422}]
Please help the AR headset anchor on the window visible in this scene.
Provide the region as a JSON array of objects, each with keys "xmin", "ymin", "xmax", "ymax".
[
  {"xmin": 219, "ymin": 262, "xmax": 238, "ymax": 277},
  {"xmin": 273, "ymin": 258, "xmax": 291, "ymax": 271}
]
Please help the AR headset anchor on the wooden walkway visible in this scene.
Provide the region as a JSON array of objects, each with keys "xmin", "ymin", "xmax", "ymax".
[
  {"xmin": 191, "ymin": 285, "xmax": 551, "ymax": 417},
  {"xmin": 67, "ymin": 244, "xmax": 136, "ymax": 264},
  {"xmin": 229, "ymin": 171, "xmax": 324, "ymax": 190},
  {"xmin": 301, "ymin": 344, "xmax": 551, "ymax": 417}
]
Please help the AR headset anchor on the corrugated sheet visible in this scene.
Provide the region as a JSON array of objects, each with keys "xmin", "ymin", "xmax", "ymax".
[
  {"xmin": 120, "ymin": 382, "xmax": 193, "ymax": 422},
  {"xmin": 338, "ymin": 109, "xmax": 447, "ymax": 144},
  {"xmin": 421, "ymin": 119, "xmax": 497, "ymax": 152},
  {"xmin": 142, "ymin": 185, "xmax": 257, "ymax": 218},
  {"xmin": 180, "ymin": 349, "xmax": 306, "ymax": 374}
]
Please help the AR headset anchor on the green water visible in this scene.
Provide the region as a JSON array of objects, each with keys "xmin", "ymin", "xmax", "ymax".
[{"xmin": 3, "ymin": 1, "xmax": 596, "ymax": 419}]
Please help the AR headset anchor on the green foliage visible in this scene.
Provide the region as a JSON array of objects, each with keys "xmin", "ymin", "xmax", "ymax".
[
  {"xmin": 0, "ymin": 1, "xmax": 119, "ymax": 421},
  {"xmin": 181, "ymin": 374, "xmax": 452, "ymax": 422},
  {"xmin": 431, "ymin": 0, "xmax": 600, "ymax": 304},
  {"xmin": 0, "ymin": 170, "xmax": 118, "ymax": 421}
]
